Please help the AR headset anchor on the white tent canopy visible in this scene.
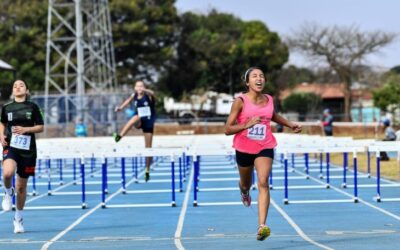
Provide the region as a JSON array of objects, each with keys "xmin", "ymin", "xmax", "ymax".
[{"xmin": 0, "ymin": 59, "xmax": 15, "ymax": 71}]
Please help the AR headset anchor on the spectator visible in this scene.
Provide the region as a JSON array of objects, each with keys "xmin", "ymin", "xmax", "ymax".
[{"xmin": 321, "ymin": 108, "xmax": 333, "ymax": 136}]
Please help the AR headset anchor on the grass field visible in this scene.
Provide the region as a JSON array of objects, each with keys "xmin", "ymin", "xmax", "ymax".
[{"xmin": 329, "ymin": 152, "xmax": 400, "ymax": 181}]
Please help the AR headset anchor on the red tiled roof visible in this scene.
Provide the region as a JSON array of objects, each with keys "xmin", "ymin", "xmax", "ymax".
[{"xmin": 280, "ymin": 83, "xmax": 345, "ymax": 100}]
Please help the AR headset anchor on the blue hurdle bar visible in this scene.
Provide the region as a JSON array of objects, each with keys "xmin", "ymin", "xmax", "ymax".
[
  {"xmin": 353, "ymin": 152, "xmax": 359, "ymax": 203},
  {"xmin": 37, "ymin": 159, "xmax": 42, "ymax": 178},
  {"xmin": 73, "ymin": 158, "xmax": 77, "ymax": 185},
  {"xmin": 58, "ymin": 159, "xmax": 63, "ymax": 185},
  {"xmin": 326, "ymin": 153, "xmax": 330, "ymax": 188},
  {"xmin": 342, "ymin": 152, "xmax": 348, "ymax": 188},
  {"xmin": 32, "ymin": 174, "xmax": 37, "ymax": 196},
  {"xmin": 171, "ymin": 156, "xmax": 176, "ymax": 207},
  {"xmin": 179, "ymin": 156, "xmax": 183, "ymax": 192},
  {"xmin": 12, "ymin": 175, "xmax": 15, "ymax": 210},
  {"xmin": 101, "ymin": 157, "xmax": 107, "ymax": 208},
  {"xmin": 80, "ymin": 157, "xmax": 87, "ymax": 208},
  {"xmin": 182, "ymin": 153, "xmax": 186, "ymax": 180},
  {"xmin": 193, "ymin": 155, "xmax": 199, "ymax": 206},
  {"xmin": 284, "ymin": 153, "xmax": 289, "ymax": 204},
  {"xmin": 319, "ymin": 153, "xmax": 323, "ymax": 179},
  {"xmin": 121, "ymin": 157, "xmax": 126, "ymax": 194},
  {"xmin": 47, "ymin": 158, "xmax": 52, "ymax": 195},
  {"xmin": 269, "ymin": 166, "xmax": 273, "ymax": 189},
  {"xmin": 304, "ymin": 153, "xmax": 310, "ymax": 179},
  {"xmin": 376, "ymin": 151, "xmax": 381, "ymax": 202}
]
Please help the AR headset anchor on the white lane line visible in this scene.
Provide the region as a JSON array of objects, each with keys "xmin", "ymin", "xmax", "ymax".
[
  {"xmin": 270, "ymin": 198, "xmax": 334, "ymax": 250},
  {"xmin": 40, "ymin": 173, "xmax": 143, "ymax": 250},
  {"xmin": 0, "ymin": 181, "xmax": 74, "ymax": 216},
  {"xmin": 293, "ymin": 169, "xmax": 400, "ymax": 221},
  {"xmin": 174, "ymin": 164, "xmax": 194, "ymax": 250}
]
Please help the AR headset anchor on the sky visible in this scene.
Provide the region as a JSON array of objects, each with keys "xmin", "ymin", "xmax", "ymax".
[{"xmin": 175, "ymin": 0, "xmax": 400, "ymax": 71}]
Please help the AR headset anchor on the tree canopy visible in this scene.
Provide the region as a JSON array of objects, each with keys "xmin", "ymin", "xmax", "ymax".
[
  {"xmin": 157, "ymin": 10, "xmax": 289, "ymax": 98},
  {"xmin": 287, "ymin": 23, "xmax": 397, "ymax": 121}
]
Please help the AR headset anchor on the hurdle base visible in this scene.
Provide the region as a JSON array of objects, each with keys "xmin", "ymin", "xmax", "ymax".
[
  {"xmin": 47, "ymin": 192, "xmax": 52, "ymax": 196},
  {"xmin": 305, "ymin": 175, "xmax": 310, "ymax": 180},
  {"xmin": 269, "ymin": 185, "xmax": 273, "ymax": 190},
  {"xmin": 353, "ymin": 197, "xmax": 359, "ymax": 203},
  {"xmin": 179, "ymin": 189, "xmax": 183, "ymax": 192},
  {"xmin": 101, "ymin": 203, "xmax": 106, "ymax": 208},
  {"xmin": 283, "ymin": 199, "xmax": 289, "ymax": 205},
  {"xmin": 122, "ymin": 189, "xmax": 126, "ymax": 194},
  {"xmin": 326, "ymin": 184, "xmax": 330, "ymax": 189},
  {"xmin": 193, "ymin": 201, "xmax": 198, "ymax": 207},
  {"xmin": 32, "ymin": 191, "xmax": 37, "ymax": 196},
  {"xmin": 374, "ymin": 196, "xmax": 381, "ymax": 202},
  {"xmin": 341, "ymin": 183, "xmax": 347, "ymax": 188},
  {"xmin": 82, "ymin": 203, "xmax": 87, "ymax": 209},
  {"xmin": 171, "ymin": 202, "xmax": 176, "ymax": 207},
  {"xmin": 59, "ymin": 182, "xmax": 64, "ymax": 186},
  {"xmin": 319, "ymin": 174, "xmax": 323, "ymax": 179}
]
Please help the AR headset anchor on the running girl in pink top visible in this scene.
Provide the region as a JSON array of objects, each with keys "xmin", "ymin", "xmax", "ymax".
[{"xmin": 225, "ymin": 67, "xmax": 302, "ymax": 241}]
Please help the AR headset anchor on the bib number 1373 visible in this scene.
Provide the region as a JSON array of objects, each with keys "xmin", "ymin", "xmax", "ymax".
[{"xmin": 247, "ymin": 124, "xmax": 266, "ymax": 141}]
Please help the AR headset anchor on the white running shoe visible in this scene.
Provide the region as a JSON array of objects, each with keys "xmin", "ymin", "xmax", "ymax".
[
  {"xmin": 14, "ymin": 218, "xmax": 25, "ymax": 233},
  {"xmin": 2, "ymin": 188, "xmax": 14, "ymax": 212}
]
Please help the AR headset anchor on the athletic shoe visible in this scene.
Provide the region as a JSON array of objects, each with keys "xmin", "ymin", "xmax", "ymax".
[
  {"xmin": 2, "ymin": 188, "xmax": 14, "ymax": 212},
  {"xmin": 13, "ymin": 218, "xmax": 25, "ymax": 233},
  {"xmin": 239, "ymin": 182, "xmax": 251, "ymax": 207},
  {"xmin": 145, "ymin": 171, "xmax": 150, "ymax": 182},
  {"xmin": 257, "ymin": 225, "xmax": 271, "ymax": 241},
  {"xmin": 113, "ymin": 133, "xmax": 121, "ymax": 143}
]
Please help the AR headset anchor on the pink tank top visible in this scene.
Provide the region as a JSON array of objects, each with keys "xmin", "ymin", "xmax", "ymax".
[{"xmin": 233, "ymin": 93, "xmax": 277, "ymax": 154}]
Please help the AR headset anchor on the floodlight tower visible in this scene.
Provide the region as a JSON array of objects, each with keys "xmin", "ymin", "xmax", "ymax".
[{"xmin": 44, "ymin": 0, "xmax": 117, "ymax": 135}]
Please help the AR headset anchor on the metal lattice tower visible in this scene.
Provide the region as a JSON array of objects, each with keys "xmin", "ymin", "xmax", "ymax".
[{"xmin": 44, "ymin": 0, "xmax": 117, "ymax": 135}]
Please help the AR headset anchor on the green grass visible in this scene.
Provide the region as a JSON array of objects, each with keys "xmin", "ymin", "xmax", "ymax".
[{"xmin": 329, "ymin": 152, "xmax": 400, "ymax": 181}]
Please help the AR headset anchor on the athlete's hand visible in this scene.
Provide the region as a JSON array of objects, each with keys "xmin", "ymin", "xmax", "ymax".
[
  {"xmin": 290, "ymin": 123, "xmax": 302, "ymax": 133},
  {"xmin": 0, "ymin": 135, "xmax": 7, "ymax": 146},
  {"xmin": 115, "ymin": 106, "xmax": 122, "ymax": 112},
  {"xmin": 245, "ymin": 117, "xmax": 261, "ymax": 129},
  {"xmin": 12, "ymin": 126, "xmax": 27, "ymax": 135}
]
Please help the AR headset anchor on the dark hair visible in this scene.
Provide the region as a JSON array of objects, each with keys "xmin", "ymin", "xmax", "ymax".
[
  {"xmin": 243, "ymin": 66, "xmax": 263, "ymax": 83},
  {"xmin": 13, "ymin": 80, "xmax": 30, "ymax": 100}
]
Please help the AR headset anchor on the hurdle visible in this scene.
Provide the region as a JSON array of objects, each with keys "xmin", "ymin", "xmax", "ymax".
[
  {"xmin": 277, "ymin": 141, "xmax": 366, "ymax": 204},
  {"xmin": 100, "ymin": 147, "xmax": 183, "ymax": 208},
  {"xmin": 369, "ymin": 142, "xmax": 400, "ymax": 202}
]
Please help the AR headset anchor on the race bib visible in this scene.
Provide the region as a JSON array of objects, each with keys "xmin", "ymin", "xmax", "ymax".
[
  {"xmin": 247, "ymin": 124, "xmax": 266, "ymax": 141},
  {"xmin": 137, "ymin": 106, "xmax": 151, "ymax": 118},
  {"xmin": 10, "ymin": 134, "xmax": 31, "ymax": 150}
]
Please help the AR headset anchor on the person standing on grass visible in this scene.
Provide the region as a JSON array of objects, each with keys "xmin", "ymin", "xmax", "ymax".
[
  {"xmin": 1, "ymin": 80, "xmax": 44, "ymax": 233},
  {"xmin": 113, "ymin": 80, "xmax": 156, "ymax": 182},
  {"xmin": 225, "ymin": 67, "xmax": 302, "ymax": 241}
]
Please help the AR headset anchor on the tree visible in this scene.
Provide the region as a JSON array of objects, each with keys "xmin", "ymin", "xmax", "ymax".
[
  {"xmin": 275, "ymin": 65, "xmax": 315, "ymax": 90},
  {"xmin": 282, "ymin": 92, "xmax": 322, "ymax": 121},
  {"xmin": 373, "ymin": 73, "xmax": 400, "ymax": 115},
  {"xmin": 110, "ymin": 0, "xmax": 179, "ymax": 84},
  {"xmin": 158, "ymin": 10, "xmax": 289, "ymax": 98},
  {"xmin": 0, "ymin": 0, "xmax": 48, "ymax": 93},
  {"xmin": 287, "ymin": 23, "xmax": 396, "ymax": 121}
]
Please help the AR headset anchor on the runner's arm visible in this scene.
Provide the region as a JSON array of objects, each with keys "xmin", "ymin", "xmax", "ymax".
[{"xmin": 225, "ymin": 98, "xmax": 260, "ymax": 135}]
